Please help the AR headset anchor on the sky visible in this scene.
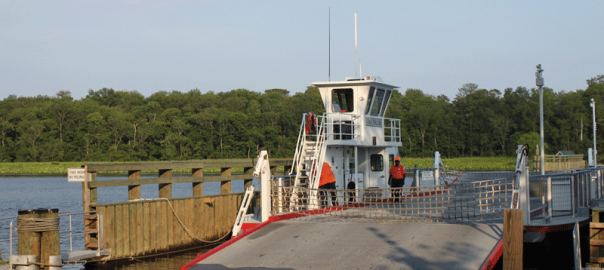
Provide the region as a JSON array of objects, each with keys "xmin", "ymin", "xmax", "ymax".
[{"xmin": 1, "ymin": 1, "xmax": 602, "ymax": 100}]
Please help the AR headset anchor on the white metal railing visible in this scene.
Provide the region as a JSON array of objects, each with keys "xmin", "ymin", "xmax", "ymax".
[
  {"xmin": 1, "ymin": 211, "xmax": 103, "ymax": 267},
  {"xmin": 308, "ymin": 115, "xmax": 328, "ymax": 208},
  {"xmin": 289, "ymin": 113, "xmax": 328, "ymax": 210},
  {"xmin": 323, "ymin": 113, "xmax": 361, "ymax": 141},
  {"xmin": 289, "ymin": 113, "xmax": 308, "ymax": 175},
  {"xmin": 528, "ymin": 168, "xmax": 604, "ymax": 221},
  {"xmin": 296, "ymin": 113, "xmax": 400, "ymax": 146},
  {"xmin": 384, "ymin": 117, "xmax": 401, "ymax": 143},
  {"xmin": 271, "ymin": 178, "xmax": 512, "ymax": 223}
]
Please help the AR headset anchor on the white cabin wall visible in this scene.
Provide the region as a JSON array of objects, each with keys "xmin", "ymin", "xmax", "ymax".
[
  {"xmin": 319, "ymin": 88, "xmax": 330, "ymax": 112},
  {"xmin": 325, "ymin": 146, "xmax": 344, "ymax": 189},
  {"xmin": 356, "ymin": 147, "xmax": 369, "ymax": 188},
  {"xmin": 363, "ymin": 126, "xmax": 385, "ymax": 146}
]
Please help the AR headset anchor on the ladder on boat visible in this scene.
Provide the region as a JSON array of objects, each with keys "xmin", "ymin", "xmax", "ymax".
[{"xmin": 289, "ymin": 113, "xmax": 328, "ymax": 210}]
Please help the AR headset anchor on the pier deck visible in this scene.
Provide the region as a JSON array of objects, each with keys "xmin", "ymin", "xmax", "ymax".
[{"xmin": 192, "ymin": 217, "xmax": 503, "ymax": 270}]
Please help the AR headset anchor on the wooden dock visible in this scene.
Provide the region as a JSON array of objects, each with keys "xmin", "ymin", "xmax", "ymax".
[{"xmin": 81, "ymin": 159, "xmax": 292, "ymax": 261}]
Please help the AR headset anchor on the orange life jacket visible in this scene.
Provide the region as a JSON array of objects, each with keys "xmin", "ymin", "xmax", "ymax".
[
  {"xmin": 305, "ymin": 111, "xmax": 316, "ymax": 134},
  {"xmin": 318, "ymin": 162, "xmax": 336, "ymax": 186}
]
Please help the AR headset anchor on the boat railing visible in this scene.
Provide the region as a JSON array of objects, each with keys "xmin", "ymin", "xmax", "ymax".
[
  {"xmin": 300, "ymin": 113, "xmax": 400, "ymax": 145},
  {"xmin": 527, "ymin": 168, "xmax": 604, "ymax": 221},
  {"xmin": 308, "ymin": 114, "xmax": 328, "ymax": 190},
  {"xmin": 290, "ymin": 113, "xmax": 309, "ymax": 175},
  {"xmin": 271, "ymin": 176, "xmax": 512, "ymax": 223},
  {"xmin": 320, "ymin": 113, "xmax": 361, "ymax": 142},
  {"xmin": 384, "ymin": 117, "xmax": 401, "ymax": 143}
]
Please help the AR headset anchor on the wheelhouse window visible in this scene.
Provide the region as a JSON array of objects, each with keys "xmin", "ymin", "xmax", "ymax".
[
  {"xmin": 365, "ymin": 87, "xmax": 375, "ymax": 114},
  {"xmin": 380, "ymin": 90, "xmax": 392, "ymax": 116},
  {"xmin": 332, "ymin": 88, "xmax": 354, "ymax": 112},
  {"xmin": 370, "ymin": 89, "xmax": 385, "ymax": 116},
  {"xmin": 370, "ymin": 154, "xmax": 383, "ymax": 171}
]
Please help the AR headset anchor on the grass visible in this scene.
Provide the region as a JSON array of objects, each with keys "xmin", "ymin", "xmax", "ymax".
[
  {"xmin": 0, "ymin": 161, "xmax": 254, "ymax": 175},
  {"xmin": 0, "ymin": 157, "xmax": 519, "ymax": 175},
  {"xmin": 0, "ymin": 251, "xmax": 7, "ymax": 265},
  {"xmin": 400, "ymin": 156, "xmax": 516, "ymax": 171},
  {"xmin": 0, "ymin": 161, "xmax": 84, "ymax": 175}
]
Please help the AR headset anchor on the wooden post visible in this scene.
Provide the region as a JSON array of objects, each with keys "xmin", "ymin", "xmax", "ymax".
[
  {"xmin": 591, "ymin": 207, "xmax": 604, "ymax": 266},
  {"xmin": 90, "ymin": 172, "xmax": 97, "ymax": 206},
  {"xmin": 504, "ymin": 209, "xmax": 523, "ymax": 270},
  {"xmin": 82, "ymin": 168, "xmax": 98, "ymax": 251},
  {"xmin": 128, "ymin": 170, "xmax": 141, "ymax": 200},
  {"xmin": 221, "ymin": 167, "xmax": 231, "ymax": 194},
  {"xmin": 17, "ymin": 209, "xmax": 41, "ymax": 270},
  {"xmin": 244, "ymin": 167, "xmax": 254, "ymax": 190},
  {"xmin": 159, "ymin": 169, "xmax": 172, "ymax": 199},
  {"xmin": 192, "ymin": 168, "xmax": 203, "ymax": 197},
  {"xmin": 40, "ymin": 208, "xmax": 59, "ymax": 270}
]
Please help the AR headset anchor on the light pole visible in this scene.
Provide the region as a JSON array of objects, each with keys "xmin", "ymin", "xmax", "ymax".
[
  {"xmin": 536, "ymin": 64, "xmax": 545, "ymax": 175},
  {"xmin": 591, "ymin": 98, "xmax": 597, "ymax": 167}
]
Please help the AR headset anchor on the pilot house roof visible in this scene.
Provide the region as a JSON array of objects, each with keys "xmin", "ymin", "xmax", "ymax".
[{"xmin": 311, "ymin": 77, "xmax": 399, "ymax": 89}]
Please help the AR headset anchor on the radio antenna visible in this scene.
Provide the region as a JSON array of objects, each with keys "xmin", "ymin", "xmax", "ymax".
[
  {"xmin": 355, "ymin": 12, "xmax": 358, "ymax": 78},
  {"xmin": 329, "ymin": 7, "xmax": 331, "ymax": 81}
]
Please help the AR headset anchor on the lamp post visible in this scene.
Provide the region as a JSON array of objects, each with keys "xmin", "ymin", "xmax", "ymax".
[
  {"xmin": 591, "ymin": 98, "xmax": 597, "ymax": 167},
  {"xmin": 536, "ymin": 64, "xmax": 545, "ymax": 175}
]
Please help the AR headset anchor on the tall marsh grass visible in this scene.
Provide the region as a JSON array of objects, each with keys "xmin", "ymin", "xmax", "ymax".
[{"xmin": 0, "ymin": 157, "xmax": 519, "ymax": 175}]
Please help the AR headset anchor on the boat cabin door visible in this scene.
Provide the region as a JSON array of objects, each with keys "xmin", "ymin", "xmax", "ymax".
[{"xmin": 367, "ymin": 148, "xmax": 387, "ymax": 188}]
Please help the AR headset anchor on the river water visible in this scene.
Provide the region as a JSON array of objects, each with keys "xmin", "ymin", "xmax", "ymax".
[{"xmin": 0, "ymin": 174, "xmax": 246, "ymax": 269}]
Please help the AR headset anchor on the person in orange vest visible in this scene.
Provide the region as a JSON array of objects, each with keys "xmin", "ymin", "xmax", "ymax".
[
  {"xmin": 388, "ymin": 156, "xmax": 406, "ymax": 203},
  {"xmin": 318, "ymin": 162, "xmax": 338, "ymax": 207}
]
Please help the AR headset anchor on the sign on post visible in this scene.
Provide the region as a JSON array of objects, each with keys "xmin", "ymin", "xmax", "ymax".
[
  {"xmin": 421, "ymin": 171, "xmax": 434, "ymax": 181},
  {"xmin": 67, "ymin": 168, "xmax": 87, "ymax": 182}
]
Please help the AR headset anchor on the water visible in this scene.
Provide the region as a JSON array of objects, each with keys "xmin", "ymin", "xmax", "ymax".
[{"xmin": 0, "ymin": 174, "xmax": 246, "ymax": 269}]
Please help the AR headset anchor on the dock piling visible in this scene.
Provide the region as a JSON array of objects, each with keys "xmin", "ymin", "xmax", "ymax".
[{"xmin": 16, "ymin": 208, "xmax": 60, "ymax": 270}]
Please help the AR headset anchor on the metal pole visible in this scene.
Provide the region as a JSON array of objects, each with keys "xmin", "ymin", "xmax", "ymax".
[
  {"xmin": 584, "ymin": 174, "xmax": 588, "ymax": 207},
  {"xmin": 277, "ymin": 177, "xmax": 283, "ymax": 213},
  {"xmin": 9, "ymin": 220, "xmax": 14, "ymax": 270},
  {"xmin": 547, "ymin": 177, "xmax": 553, "ymax": 219},
  {"xmin": 434, "ymin": 151, "xmax": 440, "ymax": 186},
  {"xmin": 596, "ymin": 171, "xmax": 602, "ymax": 199},
  {"xmin": 354, "ymin": 12, "xmax": 358, "ymax": 78},
  {"xmin": 69, "ymin": 215, "xmax": 72, "ymax": 252},
  {"xmin": 571, "ymin": 175, "xmax": 575, "ymax": 218},
  {"xmin": 354, "ymin": 146, "xmax": 358, "ymax": 201},
  {"xmin": 536, "ymin": 64, "xmax": 545, "ymax": 175},
  {"xmin": 592, "ymin": 98, "xmax": 597, "ymax": 167}
]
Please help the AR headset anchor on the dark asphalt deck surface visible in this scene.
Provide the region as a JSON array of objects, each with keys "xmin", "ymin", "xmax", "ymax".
[{"xmin": 192, "ymin": 218, "xmax": 503, "ymax": 270}]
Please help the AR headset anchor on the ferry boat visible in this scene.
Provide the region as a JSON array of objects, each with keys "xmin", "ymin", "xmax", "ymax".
[
  {"xmin": 181, "ymin": 74, "xmax": 604, "ymax": 269},
  {"xmin": 288, "ymin": 76, "xmax": 403, "ymax": 203}
]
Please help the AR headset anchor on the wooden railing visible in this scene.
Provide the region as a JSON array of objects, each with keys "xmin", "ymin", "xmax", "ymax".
[
  {"xmin": 532, "ymin": 155, "xmax": 586, "ymax": 172},
  {"xmin": 81, "ymin": 159, "xmax": 292, "ymax": 260}
]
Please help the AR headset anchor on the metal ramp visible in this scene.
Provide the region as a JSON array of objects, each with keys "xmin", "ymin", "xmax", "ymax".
[
  {"xmin": 191, "ymin": 219, "xmax": 503, "ymax": 270},
  {"xmin": 62, "ymin": 250, "xmax": 110, "ymax": 262}
]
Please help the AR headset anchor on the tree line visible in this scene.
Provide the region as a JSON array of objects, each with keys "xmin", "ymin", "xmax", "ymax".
[{"xmin": 1, "ymin": 75, "xmax": 603, "ymax": 162}]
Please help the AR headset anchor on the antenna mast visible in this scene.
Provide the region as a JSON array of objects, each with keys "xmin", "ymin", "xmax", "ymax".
[
  {"xmin": 355, "ymin": 12, "xmax": 358, "ymax": 78},
  {"xmin": 329, "ymin": 8, "xmax": 330, "ymax": 81}
]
